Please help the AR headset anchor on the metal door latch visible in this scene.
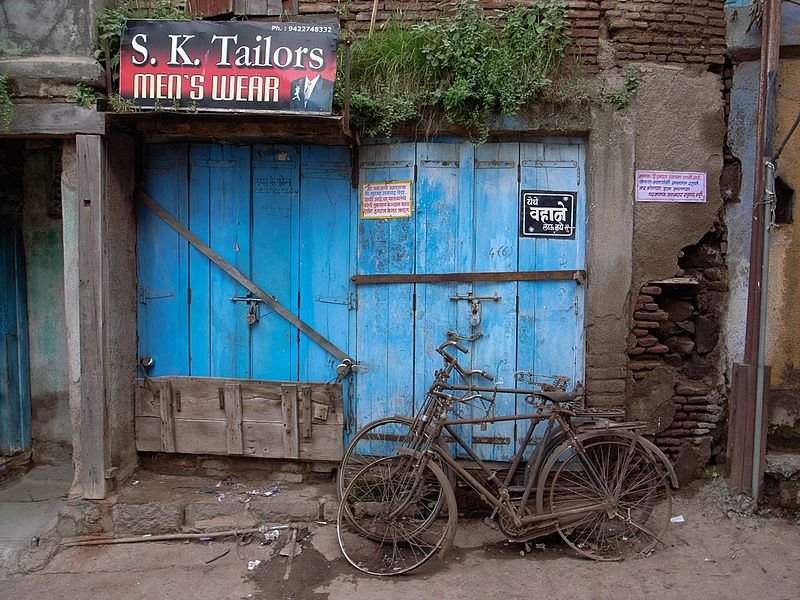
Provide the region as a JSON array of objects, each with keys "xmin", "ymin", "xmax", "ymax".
[
  {"xmin": 232, "ymin": 294, "xmax": 264, "ymax": 326},
  {"xmin": 449, "ymin": 291, "xmax": 501, "ymax": 327}
]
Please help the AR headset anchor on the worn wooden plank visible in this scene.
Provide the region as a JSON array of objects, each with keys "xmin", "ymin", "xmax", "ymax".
[
  {"xmin": 224, "ymin": 383, "xmax": 244, "ymax": 455},
  {"xmin": 135, "ymin": 378, "xmax": 341, "ymax": 423},
  {"xmin": 77, "ymin": 134, "xmax": 110, "ymax": 500},
  {"xmin": 281, "ymin": 385, "xmax": 299, "ymax": 459},
  {"xmin": 136, "ymin": 417, "xmax": 344, "ymax": 461},
  {"xmin": 159, "ymin": 380, "xmax": 176, "ymax": 452},
  {"xmin": 135, "ymin": 377, "xmax": 344, "ymax": 461},
  {"xmin": 301, "ymin": 386, "xmax": 312, "ymax": 439},
  {"xmin": 728, "ymin": 362, "xmax": 754, "ymax": 492},
  {"xmin": 351, "ymin": 270, "xmax": 585, "ymax": 285}
]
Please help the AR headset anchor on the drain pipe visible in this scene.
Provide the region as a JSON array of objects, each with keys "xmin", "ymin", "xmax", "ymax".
[
  {"xmin": 741, "ymin": 0, "xmax": 781, "ymax": 499},
  {"xmin": 753, "ymin": 161, "xmax": 776, "ymax": 499}
]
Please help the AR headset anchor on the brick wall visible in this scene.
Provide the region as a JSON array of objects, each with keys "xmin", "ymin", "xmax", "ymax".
[
  {"xmin": 601, "ymin": 0, "xmax": 726, "ymax": 66},
  {"xmin": 626, "ymin": 228, "xmax": 728, "ymax": 482},
  {"xmin": 292, "ymin": 1, "xmax": 727, "ymax": 71}
]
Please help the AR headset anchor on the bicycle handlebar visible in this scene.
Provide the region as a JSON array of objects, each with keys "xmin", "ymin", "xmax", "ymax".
[{"xmin": 436, "ymin": 340, "xmax": 494, "ymax": 381}]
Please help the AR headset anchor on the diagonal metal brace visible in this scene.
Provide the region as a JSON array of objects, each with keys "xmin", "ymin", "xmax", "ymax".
[{"xmin": 138, "ymin": 190, "xmax": 354, "ymax": 365}]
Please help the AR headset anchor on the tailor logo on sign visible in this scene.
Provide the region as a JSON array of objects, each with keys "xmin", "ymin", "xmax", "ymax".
[{"xmin": 119, "ymin": 20, "xmax": 339, "ymax": 113}]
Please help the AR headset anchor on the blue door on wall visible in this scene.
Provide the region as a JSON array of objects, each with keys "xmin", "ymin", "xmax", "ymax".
[
  {"xmin": 354, "ymin": 139, "xmax": 586, "ymax": 461},
  {"xmin": 137, "ymin": 143, "xmax": 354, "ymax": 384},
  {"xmin": 0, "ymin": 218, "xmax": 32, "ymax": 455},
  {"xmin": 138, "ymin": 139, "xmax": 585, "ymax": 460}
]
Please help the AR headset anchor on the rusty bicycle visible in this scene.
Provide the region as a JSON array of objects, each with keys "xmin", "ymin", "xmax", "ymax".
[{"xmin": 336, "ymin": 340, "xmax": 678, "ymax": 576}]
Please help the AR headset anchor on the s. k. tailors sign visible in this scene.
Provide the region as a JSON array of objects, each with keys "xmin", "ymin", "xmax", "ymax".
[{"xmin": 119, "ymin": 20, "xmax": 339, "ymax": 113}]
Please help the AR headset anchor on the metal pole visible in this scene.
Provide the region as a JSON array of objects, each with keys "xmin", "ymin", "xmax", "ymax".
[{"xmin": 749, "ymin": 0, "xmax": 782, "ymax": 499}]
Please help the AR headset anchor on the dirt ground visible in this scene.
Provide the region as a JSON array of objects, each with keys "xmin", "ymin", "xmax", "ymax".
[{"xmin": 4, "ymin": 478, "xmax": 799, "ymax": 600}]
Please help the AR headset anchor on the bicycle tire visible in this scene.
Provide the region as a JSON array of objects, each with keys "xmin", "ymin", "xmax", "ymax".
[
  {"xmin": 536, "ymin": 432, "xmax": 672, "ymax": 560},
  {"xmin": 337, "ymin": 415, "xmax": 455, "ymax": 499},
  {"xmin": 337, "ymin": 454, "xmax": 458, "ymax": 576}
]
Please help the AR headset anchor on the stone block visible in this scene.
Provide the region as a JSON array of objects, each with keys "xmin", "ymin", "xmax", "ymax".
[
  {"xmin": 248, "ymin": 496, "xmax": 320, "ymax": 522},
  {"xmin": 112, "ymin": 503, "xmax": 184, "ymax": 536},
  {"xmin": 184, "ymin": 499, "xmax": 248, "ymax": 526}
]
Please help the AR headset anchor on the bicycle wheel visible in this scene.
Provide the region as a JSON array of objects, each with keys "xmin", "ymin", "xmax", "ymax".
[
  {"xmin": 337, "ymin": 416, "xmax": 455, "ymax": 499},
  {"xmin": 540, "ymin": 435, "xmax": 672, "ymax": 560},
  {"xmin": 337, "ymin": 454, "xmax": 458, "ymax": 576},
  {"xmin": 337, "ymin": 416, "xmax": 415, "ymax": 499}
]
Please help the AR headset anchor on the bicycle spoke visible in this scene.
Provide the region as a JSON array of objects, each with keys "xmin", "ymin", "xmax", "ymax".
[
  {"xmin": 337, "ymin": 455, "xmax": 457, "ymax": 576},
  {"xmin": 548, "ymin": 437, "xmax": 672, "ymax": 561}
]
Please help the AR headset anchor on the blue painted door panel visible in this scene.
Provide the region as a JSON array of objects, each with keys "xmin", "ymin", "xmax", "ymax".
[
  {"xmin": 354, "ymin": 139, "xmax": 586, "ymax": 461},
  {"xmin": 138, "ymin": 144, "xmax": 190, "ymax": 376},
  {"xmin": 189, "ymin": 144, "xmax": 252, "ymax": 378},
  {"xmin": 355, "ymin": 143, "xmax": 416, "ymax": 427},
  {"xmin": 138, "ymin": 143, "xmax": 354, "ymax": 387},
  {"xmin": 250, "ymin": 144, "xmax": 300, "ymax": 380},
  {"xmin": 298, "ymin": 145, "xmax": 355, "ymax": 382},
  {"xmin": 0, "ymin": 218, "xmax": 31, "ymax": 454}
]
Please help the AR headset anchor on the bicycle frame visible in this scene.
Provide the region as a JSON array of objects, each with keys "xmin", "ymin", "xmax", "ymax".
[{"xmin": 392, "ymin": 341, "xmax": 609, "ymax": 532}]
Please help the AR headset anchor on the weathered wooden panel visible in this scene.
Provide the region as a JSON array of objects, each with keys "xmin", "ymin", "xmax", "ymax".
[
  {"xmin": 77, "ymin": 134, "xmax": 110, "ymax": 499},
  {"xmin": 281, "ymin": 384, "xmax": 300, "ymax": 459},
  {"xmin": 135, "ymin": 377, "xmax": 343, "ymax": 461},
  {"xmin": 159, "ymin": 380, "xmax": 176, "ymax": 452},
  {"xmin": 224, "ymin": 383, "xmax": 243, "ymax": 455}
]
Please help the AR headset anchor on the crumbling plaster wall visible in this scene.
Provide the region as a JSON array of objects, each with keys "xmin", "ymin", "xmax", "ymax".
[
  {"xmin": 22, "ymin": 144, "xmax": 72, "ymax": 464},
  {"xmin": 629, "ymin": 66, "xmax": 726, "ymax": 293}
]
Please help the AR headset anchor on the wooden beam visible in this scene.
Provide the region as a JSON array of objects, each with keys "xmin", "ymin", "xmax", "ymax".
[
  {"xmin": 159, "ymin": 380, "xmax": 176, "ymax": 453},
  {"xmin": 281, "ymin": 385, "xmax": 299, "ymax": 459},
  {"xmin": 224, "ymin": 383, "xmax": 244, "ymax": 455},
  {"xmin": 301, "ymin": 386, "xmax": 312, "ymax": 439},
  {"xmin": 77, "ymin": 134, "xmax": 110, "ymax": 499},
  {"xmin": 1, "ymin": 104, "xmax": 105, "ymax": 137}
]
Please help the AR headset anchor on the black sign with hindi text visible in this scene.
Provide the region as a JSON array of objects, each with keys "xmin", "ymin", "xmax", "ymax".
[{"xmin": 519, "ymin": 190, "xmax": 576, "ymax": 239}]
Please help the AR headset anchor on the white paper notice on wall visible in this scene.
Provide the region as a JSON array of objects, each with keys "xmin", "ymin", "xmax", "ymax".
[
  {"xmin": 361, "ymin": 180, "xmax": 414, "ymax": 219},
  {"xmin": 636, "ymin": 170, "xmax": 707, "ymax": 203}
]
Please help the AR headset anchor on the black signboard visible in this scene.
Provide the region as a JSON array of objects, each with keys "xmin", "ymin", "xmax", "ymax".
[
  {"xmin": 519, "ymin": 190, "xmax": 576, "ymax": 239},
  {"xmin": 119, "ymin": 20, "xmax": 339, "ymax": 114}
]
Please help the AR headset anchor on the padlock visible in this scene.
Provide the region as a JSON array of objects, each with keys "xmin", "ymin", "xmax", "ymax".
[{"xmin": 246, "ymin": 303, "xmax": 259, "ymax": 325}]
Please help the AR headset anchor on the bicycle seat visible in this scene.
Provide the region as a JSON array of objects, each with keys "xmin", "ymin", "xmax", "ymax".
[{"xmin": 536, "ymin": 392, "xmax": 578, "ymax": 404}]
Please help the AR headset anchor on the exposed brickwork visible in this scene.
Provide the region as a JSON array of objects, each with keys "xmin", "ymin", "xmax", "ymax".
[
  {"xmin": 293, "ymin": 1, "xmax": 727, "ymax": 73},
  {"xmin": 626, "ymin": 227, "xmax": 728, "ymax": 481},
  {"xmin": 600, "ymin": 0, "xmax": 727, "ymax": 66},
  {"xmin": 299, "ymin": 1, "xmax": 603, "ymax": 70}
]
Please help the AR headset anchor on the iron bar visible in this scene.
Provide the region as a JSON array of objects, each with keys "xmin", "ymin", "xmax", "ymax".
[{"xmin": 351, "ymin": 269, "xmax": 586, "ymax": 285}]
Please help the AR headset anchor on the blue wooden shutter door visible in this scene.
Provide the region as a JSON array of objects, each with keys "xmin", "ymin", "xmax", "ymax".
[
  {"xmin": 354, "ymin": 139, "xmax": 586, "ymax": 461},
  {"xmin": 355, "ymin": 143, "xmax": 416, "ymax": 427},
  {"xmin": 138, "ymin": 143, "xmax": 354, "ymax": 385},
  {"xmin": 0, "ymin": 219, "xmax": 32, "ymax": 454},
  {"xmin": 250, "ymin": 144, "xmax": 300, "ymax": 380},
  {"xmin": 138, "ymin": 144, "xmax": 190, "ymax": 375}
]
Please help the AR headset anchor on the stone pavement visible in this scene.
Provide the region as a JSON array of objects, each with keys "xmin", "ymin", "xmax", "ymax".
[
  {"xmin": 3, "ymin": 480, "xmax": 800, "ymax": 600},
  {"xmin": 0, "ymin": 465, "xmax": 72, "ymax": 574}
]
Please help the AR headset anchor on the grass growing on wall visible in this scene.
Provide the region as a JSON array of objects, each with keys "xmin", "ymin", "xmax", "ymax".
[
  {"xmin": 336, "ymin": 1, "xmax": 573, "ymax": 142},
  {"xmin": 0, "ymin": 75, "xmax": 14, "ymax": 131}
]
